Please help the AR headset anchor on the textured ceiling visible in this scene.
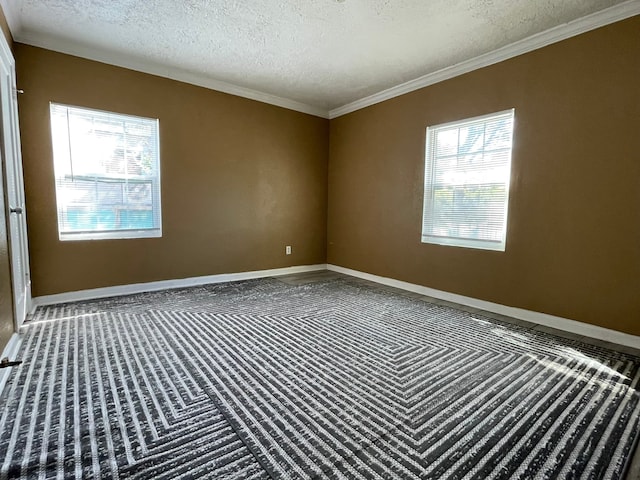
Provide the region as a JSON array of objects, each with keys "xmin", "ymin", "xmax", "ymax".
[{"xmin": 2, "ymin": 0, "xmax": 635, "ymax": 114}]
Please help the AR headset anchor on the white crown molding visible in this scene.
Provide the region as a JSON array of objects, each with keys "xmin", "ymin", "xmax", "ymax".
[
  {"xmin": 327, "ymin": 264, "xmax": 640, "ymax": 350},
  {"xmin": 31, "ymin": 263, "xmax": 328, "ymax": 308},
  {"xmin": 14, "ymin": 30, "xmax": 330, "ymax": 119},
  {"xmin": 329, "ymin": 0, "xmax": 640, "ymax": 119},
  {"xmin": 5, "ymin": 2, "xmax": 639, "ymax": 120},
  {"xmin": 0, "ymin": 0, "xmax": 22, "ymax": 39}
]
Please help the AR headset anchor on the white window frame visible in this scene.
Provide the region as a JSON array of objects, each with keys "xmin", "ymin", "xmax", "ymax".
[
  {"xmin": 422, "ymin": 109, "xmax": 515, "ymax": 251},
  {"xmin": 50, "ymin": 103, "xmax": 162, "ymax": 241}
]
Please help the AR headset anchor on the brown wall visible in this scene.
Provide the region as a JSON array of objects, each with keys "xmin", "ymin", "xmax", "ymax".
[
  {"xmin": 14, "ymin": 16, "xmax": 640, "ymax": 336},
  {"xmin": 328, "ymin": 17, "xmax": 640, "ymax": 335},
  {"xmin": 16, "ymin": 44, "xmax": 329, "ymax": 296}
]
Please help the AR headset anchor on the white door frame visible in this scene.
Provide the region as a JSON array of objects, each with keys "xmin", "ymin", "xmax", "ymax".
[{"xmin": 0, "ymin": 34, "xmax": 31, "ymax": 329}]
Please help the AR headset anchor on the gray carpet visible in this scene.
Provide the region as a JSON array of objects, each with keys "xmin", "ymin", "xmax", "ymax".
[{"xmin": 0, "ymin": 275, "xmax": 639, "ymax": 479}]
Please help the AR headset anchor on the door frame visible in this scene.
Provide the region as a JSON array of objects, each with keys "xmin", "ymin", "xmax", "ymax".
[{"xmin": 0, "ymin": 33, "xmax": 31, "ymax": 329}]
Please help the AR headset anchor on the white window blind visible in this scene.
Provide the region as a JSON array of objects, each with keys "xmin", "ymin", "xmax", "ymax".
[
  {"xmin": 422, "ymin": 109, "xmax": 514, "ymax": 251},
  {"xmin": 50, "ymin": 103, "xmax": 162, "ymax": 241}
]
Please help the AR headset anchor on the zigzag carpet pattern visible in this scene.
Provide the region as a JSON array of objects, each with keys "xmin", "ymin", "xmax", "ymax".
[
  {"xmin": 0, "ymin": 309, "xmax": 267, "ymax": 480},
  {"xmin": 0, "ymin": 276, "xmax": 639, "ymax": 479}
]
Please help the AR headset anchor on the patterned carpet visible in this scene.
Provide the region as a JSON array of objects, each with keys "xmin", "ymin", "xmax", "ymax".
[{"xmin": 0, "ymin": 274, "xmax": 639, "ymax": 479}]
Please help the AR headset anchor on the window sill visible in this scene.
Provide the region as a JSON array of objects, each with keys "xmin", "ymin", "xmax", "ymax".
[{"xmin": 59, "ymin": 228, "xmax": 162, "ymax": 241}]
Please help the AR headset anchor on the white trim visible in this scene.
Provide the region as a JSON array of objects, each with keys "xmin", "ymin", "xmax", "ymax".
[
  {"xmin": 0, "ymin": 17, "xmax": 32, "ymax": 329},
  {"xmin": 0, "ymin": 332, "xmax": 22, "ymax": 397},
  {"xmin": 59, "ymin": 228, "xmax": 162, "ymax": 241},
  {"xmin": 327, "ymin": 264, "xmax": 640, "ymax": 350},
  {"xmin": 14, "ymin": 31, "xmax": 330, "ymax": 119},
  {"xmin": 0, "ymin": 0, "xmax": 21, "ymax": 38},
  {"xmin": 8, "ymin": 3, "xmax": 639, "ymax": 120},
  {"xmin": 50, "ymin": 102, "xmax": 164, "ymax": 242},
  {"xmin": 31, "ymin": 263, "xmax": 328, "ymax": 308},
  {"xmin": 422, "ymin": 108, "xmax": 514, "ymax": 253},
  {"xmin": 0, "ymin": 11, "xmax": 12, "ymax": 63},
  {"xmin": 26, "ymin": 261, "xmax": 640, "ymax": 350},
  {"xmin": 329, "ymin": 1, "xmax": 640, "ymax": 118}
]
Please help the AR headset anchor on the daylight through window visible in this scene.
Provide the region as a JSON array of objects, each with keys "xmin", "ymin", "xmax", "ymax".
[
  {"xmin": 422, "ymin": 109, "xmax": 514, "ymax": 251},
  {"xmin": 50, "ymin": 104, "xmax": 162, "ymax": 241}
]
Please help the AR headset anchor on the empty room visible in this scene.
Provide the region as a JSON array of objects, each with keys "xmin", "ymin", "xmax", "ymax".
[{"xmin": 0, "ymin": 0, "xmax": 638, "ymax": 478}]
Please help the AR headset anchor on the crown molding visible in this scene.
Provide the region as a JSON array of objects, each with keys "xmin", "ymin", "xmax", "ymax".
[
  {"xmin": 14, "ymin": 30, "xmax": 331, "ymax": 119},
  {"xmin": 0, "ymin": 0, "xmax": 22, "ymax": 38},
  {"xmin": 329, "ymin": 0, "xmax": 640, "ymax": 119},
  {"xmin": 6, "ymin": 1, "xmax": 639, "ymax": 121}
]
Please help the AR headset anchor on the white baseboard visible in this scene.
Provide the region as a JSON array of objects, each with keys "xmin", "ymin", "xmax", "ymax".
[
  {"xmin": 327, "ymin": 264, "xmax": 640, "ymax": 350},
  {"xmin": 30, "ymin": 261, "xmax": 640, "ymax": 350},
  {"xmin": 32, "ymin": 264, "xmax": 328, "ymax": 309},
  {"xmin": 0, "ymin": 332, "xmax": 22, "ymax": 397}
]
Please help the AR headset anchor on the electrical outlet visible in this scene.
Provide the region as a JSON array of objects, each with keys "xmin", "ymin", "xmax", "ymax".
[{"xmin": 286, "ymin": 245, "xmax": 292, "ymax": 255}]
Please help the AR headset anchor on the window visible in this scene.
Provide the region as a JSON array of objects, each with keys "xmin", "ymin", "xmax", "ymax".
[
  {"xmin": 422, "ymin": 109, "xmax": 514, "ymax": 251},
  {"xmin": 50, "ymin": 104, "xmax": 161, "ymax": 241}
]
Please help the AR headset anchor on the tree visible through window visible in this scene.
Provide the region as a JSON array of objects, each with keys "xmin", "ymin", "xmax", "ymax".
[
  {"xmin": 422, "ymin": 109, "xmax": 514, "ymax": 251},
  {"xmin": 50, "ymin": 104, "xmax": 162, "ymax": 241}
]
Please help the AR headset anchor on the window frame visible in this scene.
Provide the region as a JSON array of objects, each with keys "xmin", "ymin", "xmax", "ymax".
[
  {"xmin": 49, "ymin": 103, "xmax": 162, "ymax": 242},
  {"xmin": 421, "ymin": 109, "xmax": 515, "ymax": 252}
]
